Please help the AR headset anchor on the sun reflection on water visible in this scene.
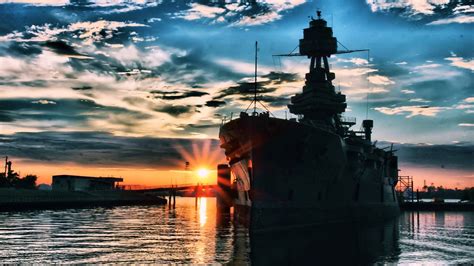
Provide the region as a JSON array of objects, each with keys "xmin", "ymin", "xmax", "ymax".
[{"xmin": 199, "ymin": 197, "xmax": 207, "ymax": 227}]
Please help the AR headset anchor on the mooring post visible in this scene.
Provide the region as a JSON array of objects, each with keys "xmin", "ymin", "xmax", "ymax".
[
  {"xmin": 173, "ymin": 188, "xmax": 176, "ymax": 209},
  {"xmin": 195, "ymin": 185, "xmax": 197, "ymax": 208},
  {"xmin": 168, "ymin": 188, "xmax": 172, "ymax": 208}
]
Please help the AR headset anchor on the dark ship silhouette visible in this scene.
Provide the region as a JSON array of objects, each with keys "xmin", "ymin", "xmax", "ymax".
[{"xmin": 217, "ymin": 11, "xmax": 400, "ymax": 232}]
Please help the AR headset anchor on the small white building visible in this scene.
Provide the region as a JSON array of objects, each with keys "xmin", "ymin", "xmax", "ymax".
[{"xmin": 52, "ymin": 175, "xmax": 123, "ymax": 192}]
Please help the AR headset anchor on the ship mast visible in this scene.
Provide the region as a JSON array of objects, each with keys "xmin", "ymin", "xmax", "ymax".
[
  {"xmin": 254, "ymin": 41, "xmax": 258, "ymax": 115},
  {"xmin": 244, "ymin": 41, "xmax": 274, "ymax": 117}
]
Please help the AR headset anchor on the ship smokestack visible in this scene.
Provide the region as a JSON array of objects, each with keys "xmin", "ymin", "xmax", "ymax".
[{"xmin": 362, "ymin": 119, "xmax": 373, "ymax": 142}]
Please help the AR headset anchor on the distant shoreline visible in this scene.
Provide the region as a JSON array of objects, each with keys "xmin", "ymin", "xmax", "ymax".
[{"xmin": 0, "ymin": 188, "xmax": 166, "ymax": 212}]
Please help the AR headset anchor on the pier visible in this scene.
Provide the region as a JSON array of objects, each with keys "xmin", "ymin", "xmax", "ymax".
[{"xmin": 121, "ymin": 183, "xmax": 218, "ymax": 209}]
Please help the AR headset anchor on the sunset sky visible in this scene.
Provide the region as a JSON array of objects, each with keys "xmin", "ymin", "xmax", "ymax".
[{"xmin": 0, "ymin": 0, "xmax": 472, "ymax": 188}]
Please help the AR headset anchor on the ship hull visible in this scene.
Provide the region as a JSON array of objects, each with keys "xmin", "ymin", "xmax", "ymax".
[{"xmin": 220, "ymin": 115, "xmax": 399, "ymax": 232}]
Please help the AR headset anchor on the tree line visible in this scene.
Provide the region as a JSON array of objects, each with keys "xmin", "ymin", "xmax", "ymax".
[{"xmin": 1, "ymin": 158, "xmax": 37, "ymax": 189}]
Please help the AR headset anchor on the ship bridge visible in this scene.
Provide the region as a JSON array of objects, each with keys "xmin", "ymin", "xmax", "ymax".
[{"xmin": 287, "ymin": 11, "xmax": 347, "ymax": 126}]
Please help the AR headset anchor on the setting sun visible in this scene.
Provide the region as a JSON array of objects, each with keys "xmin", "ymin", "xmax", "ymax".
[{"xmin": 197, "ymin": 168, "xmax": 210, "ymax": 178}]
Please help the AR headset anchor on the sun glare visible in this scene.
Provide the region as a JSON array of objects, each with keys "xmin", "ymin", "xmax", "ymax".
[{"xmin": 197, "ymin": 168, "xmax": 209, "ymax": 178}]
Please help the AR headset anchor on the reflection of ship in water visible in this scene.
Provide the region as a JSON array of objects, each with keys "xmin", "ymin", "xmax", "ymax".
[
  {"xmin": 217, "ymin": 11, "xmax": 400, "ymax": 232},
  {"xmin": 248, "ymin": 219, "xmax": 400, "ymax": 265},
  {"xmin": 221, "ymin": 209, "xmax": 400, "ymax": 265}
]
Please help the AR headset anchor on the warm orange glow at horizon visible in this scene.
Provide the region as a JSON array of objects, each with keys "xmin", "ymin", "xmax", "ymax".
[
  {"xmin": 399, "ymin": 164, "xmax": 474, "ymax": 190},
  {"xmin": 8, "ymin": 138, "xmax": 224, "ymax": 187},
  {"xmin": 6, "ymin": 157, "xmax": 473, "ymax": 190}
]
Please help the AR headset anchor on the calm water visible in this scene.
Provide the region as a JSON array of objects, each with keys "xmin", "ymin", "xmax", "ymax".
[{"xmin": 0, "ymin": 198, "xmax": 472, "ymax": 264}]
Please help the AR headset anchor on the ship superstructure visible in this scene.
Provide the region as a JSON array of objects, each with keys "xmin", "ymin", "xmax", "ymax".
[{"xmin": 217, "ymin": 11, "xmax": 399, "ymax": 232}]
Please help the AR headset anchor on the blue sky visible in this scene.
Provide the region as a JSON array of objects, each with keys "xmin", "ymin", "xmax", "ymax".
[{"xmin": 0, "ymin": 0, "xmax": 472, "ymax": 186}]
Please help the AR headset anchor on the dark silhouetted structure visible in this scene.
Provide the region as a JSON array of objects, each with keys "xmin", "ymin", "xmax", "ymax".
[
  {"xmin": 52, "ymin": 175, "xmax": 123, "ymax": 192},
  {"xmin": 218, "ymin": 11, "xmax": 399, "ymax": 232}
]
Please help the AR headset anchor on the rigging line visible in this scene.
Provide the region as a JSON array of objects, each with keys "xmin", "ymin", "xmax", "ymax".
[
  {"xmin": 289, "ymin": 45, "xmax": 299, "ymax": 55},
  {"xmin": 366, "ymin": 49, "xmax": 370, "ymax": 119},
  {"xmin": 271, "ymin": 56, "xmax": 283, "ymax": 73},
  {"xmin": 337, "ymin": 40, "xmax": 349, "ymax": 51},
  {"xmin": 257, "ymin": 100, "xmax": 275, "ymax": 117},
  {"xmin": 244, "ymin": 99, "xmax": 254, "ymax": 113}
]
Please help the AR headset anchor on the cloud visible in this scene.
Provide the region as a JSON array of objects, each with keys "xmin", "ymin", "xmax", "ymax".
[
  {"xmin": 428, "ymin": 14, "xmax": 474, "ymax": 25},
  {"xmin": 366, "ymin": 1, "xmax": 474, "ymax": 25},
  {"xmin": 0, "ymin": 98, "xmax": 151, "ymax": 127},
  {"xmin": 92, "ymin": 1, "xmax": 160, "ymax": 14},
  {"xmin": 0, "ymin": 0, "xmax": 160, "ymax": 13},
  {"xmin": 366, "ymin": 0, "xmax": 450, "ymax": 15},
  {"xmin": 0, "ymin": 0, "xmax": 69, "ymax": 6},
  {"xmin": 72, "ymin": 85, "xmax": 93, "ymax": 91},
  {"xmin": 0, "ymin": 42, "xmax": 42, "ymax": 57},
  {"xmin": 0, "ymin": 131, "xmax": 224, "ymax": 168},
  {"xmin": 464, "ymin": 97, "xmax": 474, "ymax": 103},
  {"xmin": 215, "ymin": 58, "xmax": 273, "ymax": 75},
  {"xmin": 147, "ymin": 17, "xmax": 162, "ymax": 23},
  {"xmin": 66, "ymin": 20, "xmax": 149, "ymax": 45},
  {"xmin": 401, "ymin": 89, "xmax": 415, "ymax": 94},
  {"xmin": 343, "ymin": 87, "xmax": 389, "ymax": 95},
  {"xmin": 0, "ymin": 20, "xmax": 148, "ymax": 45},
  {"xmin": 31, "ymin": 99, "xmax": 56, "ymax": 104},
  {"xmin": 154, "ymin": 90, "xmax": 209, "ymax": 100},
  {"xmin": 409, "ymin": 98, "xmax": 431, "ymax": 103},
  {"xmin": 154, "ymin": 104, "xmax": 195, "ymax": 117},
  {"xmin": 337, "ymin": 57, "xmax": 369, "ymax": 66},
  {"xmin": 174, "ymin": 0, "xmax": 306, "ymax": 27},
  {"xmin": 214, "ymin": 80, "xmax": 276, "ymax": 100},
  {"xmin": 43, "ymin": 40, "xmax": 93, "ymax": 59},
  {"xmin": 445, "ymin": 56, "xmax": 474, "ymax": 71},
  {"xmin": 261, "ymin": 71, "xmax": 298, "ymax": 84},
  {"xmin": 205, "ymin": 100, "xmax": 226, "ymax": 108},
  {"xmin": 176, "ymin": 3, "xmax": 226, "ymax": 20},
  {"xmin": 458, "ymin": 123, "xmax": 474, "ymax": 127},
  {"xmin": 367, "ymin": 74, "xmax": 395, "ymax": 85},
  {"xmin": 413, "ymin": 63, "xmax": 442, "ymax": 69},
  {"xmin": 374, "ymin": 105, "xmax": 450, "ymax": 118},
  {"xmin": 0, "ymin": 25, "xmax": 241, "ymax": 138},
  {"xmin": 379, "ymin": 141, "xmax": 474, "ymax": 170},
  {"xmin": 454, "ymin": 98, "xmax": 474, "ymax": 113}
]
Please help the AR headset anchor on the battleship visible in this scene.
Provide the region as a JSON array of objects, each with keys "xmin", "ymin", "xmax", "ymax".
[{"xmin": 217, "ymin": 11, "xmax": 400, "ymax": 232}]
